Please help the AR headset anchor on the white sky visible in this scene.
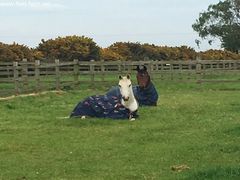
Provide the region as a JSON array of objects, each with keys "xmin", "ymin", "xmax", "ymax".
[{"xmin": 0, "ymin": 0, "xmax": 222, "ymax": 51}]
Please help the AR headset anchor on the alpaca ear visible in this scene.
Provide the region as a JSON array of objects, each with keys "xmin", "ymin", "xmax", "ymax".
[
  {"xmin": 126, "ymin": 74, "xmax": 130, "ymax": 79},
  {"xmin": 143, "ymin": 65, "xmax": 147, "ymax": 71},
  {"xmin": 119, "ymin": 75, "xmax": 123, "ymax": 80},
  {"xmin": 136, "ymin": 65, "xmax": 140, "ymax": 72}
]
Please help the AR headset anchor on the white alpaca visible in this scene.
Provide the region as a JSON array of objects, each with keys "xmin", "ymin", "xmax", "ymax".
[
  {"xmin": 67, "ymin": 74, "xmax": 139, "ymax": 121},
  {"xmin": 118, "ymin": 75, "xmax": 139, "ymax": 121}
]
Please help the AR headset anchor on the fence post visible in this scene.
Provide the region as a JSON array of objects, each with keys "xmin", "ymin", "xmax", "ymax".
[
  {"xmin": 123, "ymin": 61, "xmax": 127, "ymax": 73},
  {"xmin": 101, "ymin": 59, "xmax": 105, "ymax": 82},
  {"xmin": 90, "ymin": 62, "xmax": 95, "ymax": 86},
  {"xmin": 187, "ymin": 61, "xmax": 192, "ymax": 80},
  {"xmin": 22, "ymin": 58, "xmax": 28, "ymax": 92},
  {"xmin": 233, "ymin": 61, "xmax": 238, "ymax": 70},
  {"xmin": 196, "ymin": 56, "xmax": 202, "ymax": 83},
  {"xmin": 179, "ymin": 62, "xmax": 183, "ymax": 80},
  {"xmin": 73, "ymin": 59, "xmax": 79, "ymax": 85},
  {"xmin": 7, "ymin": 65, "xmax": 10, "ymax": 78},
  {"xmin": 160, "ymin": 61, "xmax": 164, "ymax": 80},
  {"xmin": 148, "ymin": 61, "xmax": 153, "ymax": 80},
  {"xmin": 170, "ymin": 60, "xmax": 173, "ymax": 80},
  {"xmin": 35, "ymin": 60, "xmax": 40, "ymax": 92},
  {"xmin": 13, "ymin": 61, "xmax": 19, "ymax": 95},
  {"xmin": 55, "ymin": 59, "xmax": 60, "ymax": 90},
  {"xmin": 118, "ymin": 60, "xmax": 122, "ymax": 74},
  {"xmin": 127, "ymin": 61, "xmax": 132, "ymax": 74}
]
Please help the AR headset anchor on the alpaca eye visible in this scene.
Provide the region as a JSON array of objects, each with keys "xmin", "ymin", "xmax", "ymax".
[
  {"xmin": 129, "ymin": 84, "xmax": 132, "ymax": 87},
  {"xmin": 118, "ymin": 85, "xmax": 121, "ymax": 88}
]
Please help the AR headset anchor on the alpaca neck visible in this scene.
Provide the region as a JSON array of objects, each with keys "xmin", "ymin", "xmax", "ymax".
[{"xmin": 121, "ymin": 89, "xmax": 138, "ymax": 112}]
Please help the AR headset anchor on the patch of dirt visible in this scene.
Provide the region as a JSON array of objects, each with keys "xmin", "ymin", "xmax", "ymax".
[
  {"xmin": 171, "ymin": 164, "xmax": 190, "ymax": 172},
  {"xmin": 0, "ymin": 91, "xmax": 64, "ymax": 101}
]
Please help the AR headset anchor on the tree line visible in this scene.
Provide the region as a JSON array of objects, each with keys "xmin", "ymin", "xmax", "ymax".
[{"xmin": 0, "ymin": 36, "xmax": 240, "ymax": 62}]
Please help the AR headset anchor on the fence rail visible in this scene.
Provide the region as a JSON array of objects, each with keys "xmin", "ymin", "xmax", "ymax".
[{"xmin": 0, "ymin": 59, "xmax": 240, "ymax": 96}]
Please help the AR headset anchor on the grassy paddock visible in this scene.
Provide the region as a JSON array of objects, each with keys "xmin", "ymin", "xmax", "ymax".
[{"xmin": 0, "ymin": 80, "xmax": 240, "ymax": 179}]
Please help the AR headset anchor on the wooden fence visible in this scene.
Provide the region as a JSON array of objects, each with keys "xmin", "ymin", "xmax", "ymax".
[{"xmin": 0, "ymin": 59, "xmax": 240, "ymax": 96}]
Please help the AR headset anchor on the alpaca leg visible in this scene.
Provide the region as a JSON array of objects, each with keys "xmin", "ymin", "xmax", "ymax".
[
  {"xmin": 129, "ymin": 110, "xmax": 139, "ymax": 121},
  {"xmin": 129, "ymin": 114, "xmax": 136, "ymax": 121},
  {"xmin": 81, "ymin": 116, "xmax": 86, "ymax": 119},
  {"xmin": 129, "ymin": 118, "xmax": 136, "ymax": 121}
]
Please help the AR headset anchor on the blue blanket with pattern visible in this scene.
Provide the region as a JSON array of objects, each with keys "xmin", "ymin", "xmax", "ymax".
[{"xmin": 70, "ymin": 95, "xmax": 138, "ymax": 119}]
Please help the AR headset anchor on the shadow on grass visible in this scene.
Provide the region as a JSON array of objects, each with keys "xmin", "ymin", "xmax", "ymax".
[
  {"xmin": 218, "ymin": 88, "xmax": 240, "ymax": 91},
  {"xmin": 224, "ymin": 126, "xmax": 240, "ymax": 137},
  {"xmin": 63, "ymin": 117, "xmax": 128, "ymax": 128},
  {"xmin": 184, "ymin": 166, "xmax": 240, "ymax": 180}
]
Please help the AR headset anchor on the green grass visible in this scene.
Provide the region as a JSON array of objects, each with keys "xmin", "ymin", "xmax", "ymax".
[{"xmin": 0, "ymin": 80, "xmax": 240, "ymax": 179}]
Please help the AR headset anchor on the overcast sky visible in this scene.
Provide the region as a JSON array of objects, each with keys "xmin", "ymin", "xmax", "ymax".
[{"xmin": 0, "ymin": 0, "xmax": 222, "ymax": 51}]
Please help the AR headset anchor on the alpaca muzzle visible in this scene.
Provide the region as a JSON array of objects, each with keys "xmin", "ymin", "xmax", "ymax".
[{"xmin": 122, "ymin": 96, "xmax": 129, "ymax": 101}]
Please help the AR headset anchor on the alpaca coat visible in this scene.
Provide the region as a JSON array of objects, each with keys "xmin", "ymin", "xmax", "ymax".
[{"xmin": 70, "ymin": 95, "xmax": 138, "ymax": 119}]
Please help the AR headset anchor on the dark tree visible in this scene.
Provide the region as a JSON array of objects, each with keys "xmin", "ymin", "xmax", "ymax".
[{"xmin": 192, "ymin": 0, "xmax": 240, "ymax": 53}]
